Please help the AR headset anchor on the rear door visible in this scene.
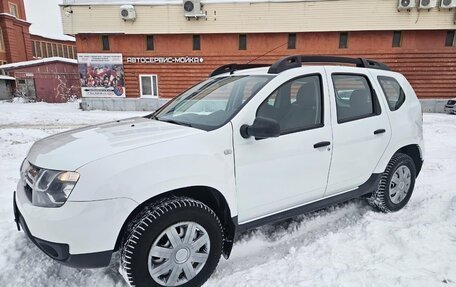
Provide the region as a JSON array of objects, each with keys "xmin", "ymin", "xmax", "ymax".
[{"xmin": 324, "ymin": 67, "xmax": 391, "ymax": 196}]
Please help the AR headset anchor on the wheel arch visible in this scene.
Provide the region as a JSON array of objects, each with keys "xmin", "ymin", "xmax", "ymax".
[
  {"xmin": 114, "ymin": 185, "xmax": 236, "ymax": 259},
  {"xmin": 396, "ymin": 144, "xmax": 423, "ymax": 175}
]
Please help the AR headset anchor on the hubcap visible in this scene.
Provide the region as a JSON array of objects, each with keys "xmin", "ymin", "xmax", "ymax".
[
  {"xmin": 389, "ymin": 165, "xmax": 412, "ymax": 204},
  {"xmin": 148, "ymin": 222, "xmax": 211, "ymax": 286}
]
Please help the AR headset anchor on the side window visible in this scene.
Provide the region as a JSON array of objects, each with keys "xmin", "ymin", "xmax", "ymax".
[
  {"xmin": 332, "ymin": 74, "xmax": 378, "ymax": 123},
  {"xmin": 257, "ymin": 75, "xmax": 323, "ymax": 134},
  {"xmin": 378, "ymin": 76, "xmax": 406, "ymax": 111}
]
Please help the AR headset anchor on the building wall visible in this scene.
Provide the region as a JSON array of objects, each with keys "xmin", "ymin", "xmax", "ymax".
[
  {"xmin": 0, "ymin": 14, "xmax": 32, "ymax": 63},
  {"xmin": 76, "ymin": 30, "xmax": 456, "ymax": 99},
  {"xmin": 5, "ymin": 61, "xmax": 81, "ymax": 102},
  {"xmin": 61, "ymin": 0, "xmax": 456, "ymax": 35},
  {"xmin": 0, "ymin": 79, "xmax": 12, "ymax": 99},
  {"xmin": 0, "ymin": 0, "xmax": 27, "ymax": 19},
  {"xmin": 30, "ymin": 34, "xmax": 77, "ymax": 60}
]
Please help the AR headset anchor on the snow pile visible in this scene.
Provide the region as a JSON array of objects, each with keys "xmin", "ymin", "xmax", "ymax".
[
  {"xmin": 0, "ymin": 57, "xmax": 78, "ymax": 70},
  {"xmin": 0, "ymin": 102, "xmax": 455, "ymax": 286}
]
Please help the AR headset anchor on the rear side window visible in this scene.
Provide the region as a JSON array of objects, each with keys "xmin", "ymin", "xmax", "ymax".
[
  {"xmin": 377, "ymin": 76, "xmax": 406, "ymax": 111},
  {"xmin": 332, "ymin": 74, "xmax": 379, "ymax": 123}
]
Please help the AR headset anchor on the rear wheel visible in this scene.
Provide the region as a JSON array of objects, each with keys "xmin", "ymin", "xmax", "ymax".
[
  {"xmin": 121, "ymin": 197, "xmax": 223, "ymax": 287},
  {"xmin": 367, "ymin": 153, "xmax": 416, "ymax": 212}
]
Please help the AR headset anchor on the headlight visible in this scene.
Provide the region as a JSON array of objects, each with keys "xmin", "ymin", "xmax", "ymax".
[{"xmin": 31, "ymin": 169, "xmax": 79, "ymax": 208}]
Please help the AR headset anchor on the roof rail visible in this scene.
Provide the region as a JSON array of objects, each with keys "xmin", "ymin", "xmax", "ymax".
[
  {"xmin": 267, "ymin": 55, "xmax": 390, "ymax": 74},
  {"xmin": 209, "ymin": 63, "xmax": 270, "ymax": 77}
]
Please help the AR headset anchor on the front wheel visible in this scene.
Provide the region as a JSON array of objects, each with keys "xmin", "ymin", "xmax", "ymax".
[
  {"xmin": 121, "ymin": 197, "xmax": 223, "ymax": 287},
  {"xmin": 367, "ymin": 153, "xmax": 417, "ymax": 212}
]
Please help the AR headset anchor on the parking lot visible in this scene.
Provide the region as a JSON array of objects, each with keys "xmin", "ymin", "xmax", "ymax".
[{"xmin": 0, "ymin": 101, "xmax": 455, "ymax": 287}]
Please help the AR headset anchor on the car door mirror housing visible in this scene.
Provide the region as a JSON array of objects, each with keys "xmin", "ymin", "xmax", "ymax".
[{"xmin": 240, "ymin": 117, "xmax": 281, "ymax": 139}]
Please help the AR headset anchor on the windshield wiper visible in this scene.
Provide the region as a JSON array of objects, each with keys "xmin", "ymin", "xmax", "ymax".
[{"xmin": 159, "ymin": 119, "xmax": 193, "ymax": 127}]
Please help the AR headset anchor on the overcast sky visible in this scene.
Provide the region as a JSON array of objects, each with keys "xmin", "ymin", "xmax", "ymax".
[{"xmin": 23, "ymin": 0, "xmax": 75, "ymax": 41}]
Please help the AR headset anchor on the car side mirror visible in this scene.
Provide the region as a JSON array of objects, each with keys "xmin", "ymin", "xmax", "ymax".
[{"xmin": 240, "ymin": 117, "xmax": 281, "ymax": 139}]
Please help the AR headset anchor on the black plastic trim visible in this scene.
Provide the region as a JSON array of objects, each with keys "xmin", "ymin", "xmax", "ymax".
[
  {"xmin": 13, "ymin": 196, "xmax": 112, "ymax": 268},
  {"xmin": 314, "ymin": 141, "xmax": 331, "ymax": 148},
  {"xmin": 236, "ymin": 173, "xmax": 381, "ymax": 233},
  {"xmin": 268, "ymin": 55, "xmax": 390, "ymax": 74},
  {"xmin": 210, "ymin": 63, "xmax": 270, "ymax": 77}
]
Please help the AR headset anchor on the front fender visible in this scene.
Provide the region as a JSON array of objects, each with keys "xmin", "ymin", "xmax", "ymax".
[{"xmin": 71, "ymin": 124, "xmax": 238, "ymax": 217}]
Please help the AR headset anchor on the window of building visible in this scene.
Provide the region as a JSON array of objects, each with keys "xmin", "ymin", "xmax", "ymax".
[
  {"xmin": 445, "ymin": 30, "xmax": 455, "ymax": 47},
  {"xmin": 52, "ymin": 44, "xmax": 58, "ymax": 57},
  {"xmin": 339, "ymin": 32, "xmax": 348, "ymax": 49},
  {"xmin": 140, "ymin": 75, "xmax": 159, "ymax": 97},
  {"xmin": 332, "ymin": 74, "xmax": 380, "ymax": 123},
  {"xmin": 193, "ymin": 35, "xmax": 200, "ymax": 50},
  {"xmin": 378, "ymin": 76, "xmax": 406, "ymax": 111},
  {"xmin": 35, "ymin": 41, "xmax": 42, "ymax": 58},
  {"xmin": 239, "ymin": 34, "xmax": 247, "ymax": 50},
  {"xmin": 58, "ymin": 44, "xmax": 64, "ymax": 57},
  {"xmin": 41, "ymin": 42, "xmax": 48, "ymax": 58},
  {"xmin": 392, "ymin": 31, "xmax": 402, "ymax": 48},
  {"xmin": 146, "ymin": 35, "xmax": 154, "ymax": 51},
  {"xmin": 31, "ymin": 41, "xmax": 36, "ymax": 57},
  {"xmin": 102, "ymin": 35, "xmax": 110, "ymax": 50},
  {"xmin": 63, "ymin": 45, "xmax": 69, "ymax": 58},
  {"xmin": 0, "ymin": 28, "xmax": 6, "ymax": 52},
  {"xmin": 47, "ymin": 43, "xmax": 52, "ymax": 57},
  {"xmin": 257, "ymin": 75, "xmax": 323, "ymax": 134},
  {"xmin": 9, "ymin": 2, "xmax": 18, "ymax": 18},
  {"xmin": 73, "ymin": 46, "xmax": 77, "ymax": 57},
  {"xmin": 68, "ymin": 46, "xmax": 74, "ymax": 59},
  {"xmin": 288, "ymin": 33, "xmax": 297, "ymax": 49}
]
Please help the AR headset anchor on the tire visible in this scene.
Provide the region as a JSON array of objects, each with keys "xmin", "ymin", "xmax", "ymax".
[
  {"xmin": 367, "ymin": 153, "xmax": 416, "ymax": 212},
  {"xmin": 121, "ymin": 197, "xmax": 223, "ymax": 287}
]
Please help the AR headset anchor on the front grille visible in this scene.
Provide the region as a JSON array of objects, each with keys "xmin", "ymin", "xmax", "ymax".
[
  {"xmin": 448, "ymin": 100, "xmax": 456, "ymax": 105},
  {"xmin": 20, "ymin": 160, "xmax": 40, "ymax": 203},
  {"xmin": 24, "ymin": 183, "xmax": 32, "ymax": 202}
]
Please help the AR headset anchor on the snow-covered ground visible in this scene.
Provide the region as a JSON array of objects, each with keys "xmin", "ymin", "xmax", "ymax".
[{"xmin": 0, "ymin": 102, "xmax": 455, "ymax": 287}]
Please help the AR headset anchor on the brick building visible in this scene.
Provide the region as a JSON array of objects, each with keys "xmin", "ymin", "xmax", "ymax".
[
  {"xmin": 0, "ymin": 0, "xmax": 79, "ymax": 102},
  {"xmin": 0, "ymin": 0, "xmax": 77, "ymax": 65},
  {"xmin": 60, "ymin": 0, "xmax": 456, "ymax": 111}
]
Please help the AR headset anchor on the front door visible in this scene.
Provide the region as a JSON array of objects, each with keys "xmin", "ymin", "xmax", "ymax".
[
  {"xmin": 233, "ymin": 70, "xmax": 333, "ymax": 223},
  {"xmin": 324, "ymin": 67, "xmax": 391, "ymax": 195}
]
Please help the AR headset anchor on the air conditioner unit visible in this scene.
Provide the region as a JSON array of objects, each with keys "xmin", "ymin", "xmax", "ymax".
[
  {"xmin": 183, "ymin": 0, "xmax": 206, "ymax": 18},
  {"xmin": 440, "ymin": 0, "xmax": 456, "ymax": 8},
  {"xmin": 120, "ymin": 5, "xmax": 136, "ymax": 21},
  {"xmin": 419, "ymin": 0, "xmax": 438, "ymax": 8},
  {"xmin": 398, "ymin": 0, "xmax": 417, "ymax": 10}
]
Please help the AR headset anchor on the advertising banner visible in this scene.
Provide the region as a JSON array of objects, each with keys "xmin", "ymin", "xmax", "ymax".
[{"xmin": 78, "ymin": 53, "xmax": 126, "ymax": 97}]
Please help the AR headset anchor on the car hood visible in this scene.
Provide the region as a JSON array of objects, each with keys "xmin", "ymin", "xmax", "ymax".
[{"xmin": 27, "ymin": 117, "xmax": 203, "ymax": 171}]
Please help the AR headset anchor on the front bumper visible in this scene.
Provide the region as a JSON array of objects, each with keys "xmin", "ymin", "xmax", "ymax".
[
  {"xmin": 14, "ymin": 191, "xmax": 113, "ymax": 268},
  {"xmin": 14, "ymin": 180, "xmax": 138, "ymax": 268},
  {"xmin": 444, "ymin": 105, "xmax": 455, "ymax": 113}
]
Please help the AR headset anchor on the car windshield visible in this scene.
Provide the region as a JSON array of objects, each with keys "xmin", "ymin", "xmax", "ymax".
[{"xmin": 150, "ymin": 75, "xmax": 274, "ymax": 130}]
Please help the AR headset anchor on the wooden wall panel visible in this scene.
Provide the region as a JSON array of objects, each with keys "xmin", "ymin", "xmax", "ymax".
[{"xmin": 76, "ymin": 30, "xmax": 456, "ymax": 99}]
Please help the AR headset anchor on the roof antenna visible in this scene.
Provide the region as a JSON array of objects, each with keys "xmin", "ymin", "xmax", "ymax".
[{"xmin": 245, "ymin": 41, "xmax": 288, "ymax": 64}]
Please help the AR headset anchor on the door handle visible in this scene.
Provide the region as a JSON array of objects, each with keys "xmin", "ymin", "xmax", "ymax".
[
  {"xmin": 374, "ymin": 129, "xmax": 386, "ymax": 135},
  {"xmin": 314, "ymin": 141, "xmax": 331, "ymax": 148}
]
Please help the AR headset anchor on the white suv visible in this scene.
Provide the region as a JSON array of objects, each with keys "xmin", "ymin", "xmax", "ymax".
[{"xmin": 14, "ymin": 55, "xmax": 424, "ymax": 287}]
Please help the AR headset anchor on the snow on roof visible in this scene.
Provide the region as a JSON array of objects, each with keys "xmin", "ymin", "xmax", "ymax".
[
  {"xmin": 0, "ymin": 13, "xmax": 30, "ymax": 24},
  {"xmin": 30, "ymin": 33, "xmax": 76, "ymax": 43},
  {"xmin": 0, "ymin": 75, "xmax": 15, "ymax": 81},
  {"xmin": 0, "ymin": 57, "xmax": 78, "ymax": 70}
]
